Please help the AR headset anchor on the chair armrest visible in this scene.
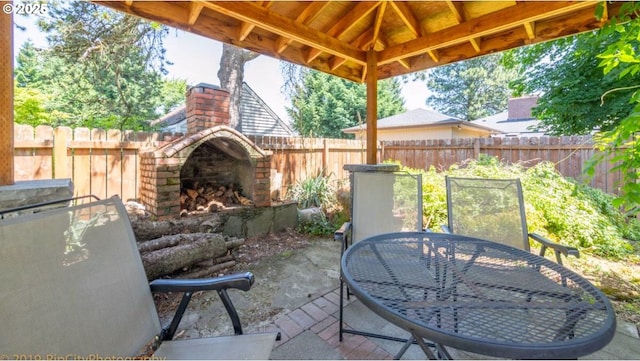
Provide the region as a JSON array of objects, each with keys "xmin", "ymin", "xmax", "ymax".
[
  {"xmin": 150, "ymin": 272, "xmax": 255, "ymax": 340},
  {"xmin": 335, "ymin": 221, "xmax": 351, "ymax": 242},
  {"xmin": 529, "ymin": 232, "xmax": 580, "ymax": 264},
  {"xmin": 150, "ymin": 272, "xmax": 254, "ymax": 293},
  {"xmin": 440, "ymin": 225, "xmax": 452, "ymax": 233}
]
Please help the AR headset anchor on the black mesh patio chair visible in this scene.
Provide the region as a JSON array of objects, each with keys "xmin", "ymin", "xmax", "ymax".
[
  {"xmin": 442, "ymin": 176, "xmax": 579, "ymax": 265},
  {"xmin": 334, "ymin": 169, "xmax": 425, "ymax": 357}
]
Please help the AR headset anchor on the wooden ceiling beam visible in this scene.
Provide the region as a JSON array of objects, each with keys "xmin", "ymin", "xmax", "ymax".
[
  {"xmin": 187, "ymin": 2, "xmax": 204, "ymax": 26},
  {"xmin": 524, "ymin": 22, "xmax": 536, "ymax": 40},
  {"xmin": 238, "ymin": 2, "xmax": 273, "ymax": 42},
  {"xmin": 469, "ymin": 38, "xmax": 481, "ymax": 53},
  {"xmin": 397, "ymin": 58, "xmax": 410, "ymax": 69},
  {"xmin": 328, "ymin": 21, "xmax": 391, "ymax": 73},
  {"xmin": 202, "ymin": 1, "xmax": 367, "ymax": 65},
  {"xmin": 239, "ymin": 22, "xmax": 255, "ymax": 41},
  {"xmin": 323, "ymin": 2, "xmax": 386, "ymax": 71},
  {"xmin": 275, "ymin": 1, "xmax": 330, "ymax": 54},
  {"xmin": 445, "ymin": 1, "xmax": 484, "ymax": 55},
  {"xmin": 371, "ymin": 2, "xmax": 387, "ymax": 50},
  {"xmin": 307, "ymin": 1, "xmax": 381, "ymax": 63},
  {"xmin": 446, "ymin": 1, "xmax": 465, "ymax": 24},
  {"xmin": 427, "ymin": 49, "xmax": 439, "ymax": 63},
  {"xmin": 379, "ymin": 1, "xmax": 597, "ymax": 65},
  {"xmin": 377, "ymin": 3, "xmax": 617, "ymax": 80},
  {"xmin": 329, "ymin": 2, "xmax": 381, "ymax": 40},
  {"xmin": 390, "ymin": 1, "xmax": 422, "ymax": 38}
]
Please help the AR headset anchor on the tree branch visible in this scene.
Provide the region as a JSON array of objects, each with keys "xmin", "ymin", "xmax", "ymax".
[{"xmin": 600, "ymin": 85, "xmax": 640, "ymax": 106}]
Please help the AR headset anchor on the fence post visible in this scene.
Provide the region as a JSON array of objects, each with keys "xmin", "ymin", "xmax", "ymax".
[
  {"xmin": 53, "ymin": 127, "xmax": 69, "ymax": 179},
  {"xmin": 323, "ymin": 138, "xmax": 329, "ymax": 175}
]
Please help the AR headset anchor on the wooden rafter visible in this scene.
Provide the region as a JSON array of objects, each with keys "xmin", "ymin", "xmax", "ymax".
[
  {"xmin": 275, "ymin": 2, "xmax": 331, "ymax": 54},
  {"xmin": 469, "ymin": 38, "xmax": 481, "ymax": 53},
  {"xmin": 427, "ymin": 49, "xmax": 439, "ymax": 63},
  {"xmin": 371, "ymin": 2, "xmax": 386, "ymax": 50},
  {"xmin": 524, "ymin": 22, "xmax": 536, "ymax": 40},
  {"xmin": 446, "ymin": 1, "xmax": 465, "ymax": 24},
  {"xmin": 202, "ymin": 1, "xmax": 367, "ymax": 66},
  {"xmin": 389, "ymin": 1, "xmax": 421, "ymax": 38},
  {"xmin": 306, "ymin": 1, "xmax": 381, "ymax": 63},
  {"xmin": 188, "ymin": 2, "xmax": 204, "ymax": 26},
  {"xmin": 91, "ymin": 0, "xmax": 617, "ymax": 82},
  {"xmin": 445, "ymin": 1, "xmax": 483, "ymax": 54},
  {"xmin": 379, "ymin": 1, "xmax": 597, "ymax": 66},
  {"xmin": 238, "ymin": 2, "xmax": 273, "ymax": 41}
]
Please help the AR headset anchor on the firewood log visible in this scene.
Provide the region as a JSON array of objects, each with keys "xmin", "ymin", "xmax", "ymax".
[
  {"xmin": 141, "ymin": 233, "xmax": 227, "ymax": 280},
  {"xmin": 179, "ymin": 261, "xmax": 236, "ymax": 279},
  {"xmin": 186, "ymin": 188, "xmax": 199, "ymax": 199},
  {"xmin": 131, "ymin": 215, "xmax": 223, "ymax": 242},
  {"xmin": 137, "ymin": 237, "xmax": 180, "ymax": 253}
]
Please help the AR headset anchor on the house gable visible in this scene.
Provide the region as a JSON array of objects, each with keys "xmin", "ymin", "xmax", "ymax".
[{"xmin": 153, "ymin": 82, "xmax": 295, "ymax": 137}]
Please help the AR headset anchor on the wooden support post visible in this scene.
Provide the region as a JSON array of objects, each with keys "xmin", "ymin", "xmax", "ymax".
[
  {"xmin": 0, "ymin": 7, "xmax": 14, "ymax": 185},
  {"xmin": 366, "ymin": 49, "xmax": 377, "ymax": 165}
]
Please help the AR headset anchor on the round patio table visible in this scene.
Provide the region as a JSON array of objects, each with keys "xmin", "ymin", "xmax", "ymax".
[{"xmin": 341, "ymin": 232, "xmax": 616, "ymax": 359}]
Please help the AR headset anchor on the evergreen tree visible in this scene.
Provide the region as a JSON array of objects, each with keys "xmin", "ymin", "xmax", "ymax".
[
  {"xmin": 286, "ymin": 69, "xmax": 405, "ymax": 138},
  {"xmin": 426, "ymin": 54, "xmax": 516, "ymax": 121},
  {"xmin": 14, "ymin": 40, "xmax": 44, "ymax": 88},
  {"xmin": 14, "ymin": 1, "xmax": 185, "ymax": 130}
]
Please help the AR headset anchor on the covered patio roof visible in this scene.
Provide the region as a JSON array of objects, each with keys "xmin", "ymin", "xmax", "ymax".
[
  {"xmin": 0, "ymin": 1, "xmax": 623, "ymax": 185},
  {"xmin": 96, "ymin": 1, "xmax": 613, "ymax": 83}
]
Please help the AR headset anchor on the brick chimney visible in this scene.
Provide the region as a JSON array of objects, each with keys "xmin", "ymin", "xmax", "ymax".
[
  {"xmin": 186, "ymin": 83, "xmax": 230, "ymax": 135},
  {"xmin": 507, "ymin": 96, "xmax": 538, "ymax": 120}
]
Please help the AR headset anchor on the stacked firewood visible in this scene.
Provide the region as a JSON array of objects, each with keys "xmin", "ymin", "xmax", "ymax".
[
  {"xmin": 181, "ymin": 182, "xmax": 253, "ymax": 215},
  {"xmin": 130, "ymin": 215, "xmax": 243, "ymax": 280}
]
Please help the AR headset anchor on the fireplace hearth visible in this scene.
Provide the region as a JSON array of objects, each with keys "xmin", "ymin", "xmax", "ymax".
[{"xmin": 139, "ymin": 83, "xmax": 272, "ymax": 219}]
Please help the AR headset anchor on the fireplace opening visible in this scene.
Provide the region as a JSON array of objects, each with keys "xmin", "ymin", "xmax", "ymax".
[{"xmin": 180, "ymin": 138, "xmax": 255, "ymax": 214}]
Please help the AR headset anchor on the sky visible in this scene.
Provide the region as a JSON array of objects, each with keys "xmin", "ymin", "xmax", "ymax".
[{"xmin": 12, "ymin": 14, "xmax": 431, "ymax": 124}]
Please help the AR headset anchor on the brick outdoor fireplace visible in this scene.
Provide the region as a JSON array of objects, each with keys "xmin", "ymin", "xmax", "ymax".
[{"xmin": 140, "ymin": 83, "xmax": 272, "ymax": 219}]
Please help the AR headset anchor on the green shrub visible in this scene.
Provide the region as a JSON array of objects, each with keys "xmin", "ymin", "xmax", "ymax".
[
  {"xmin": 286, "ymin": 171, "xmax": 336, "ymax": 210},
  {"xmin": 297, "ymin": 211, "xmax": 336, "ymax": 236},
  {"xmin": 287, "ymin": 171, "xmax": 344, "ymax": 236},
  {"xmin": 397, "ymin": 155, "xmax": 637, "ymax": 259}
]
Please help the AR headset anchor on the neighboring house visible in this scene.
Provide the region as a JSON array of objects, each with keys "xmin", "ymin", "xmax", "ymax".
[
  {"xmin": 154, "ymin": 82, "xmax": 296, "ymax": 137},
  {"xmin": 471, "ymin": 96, "xmax": 547, "ymax": 137},
  {"xmin": 342, "ymin": 108, "xmax": 502, "ymax": 141}
]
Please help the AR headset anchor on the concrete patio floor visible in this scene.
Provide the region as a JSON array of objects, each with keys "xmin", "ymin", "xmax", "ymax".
[{"xmin": 236, "ymin": 241, "xmax": 640, "ymax": 360}]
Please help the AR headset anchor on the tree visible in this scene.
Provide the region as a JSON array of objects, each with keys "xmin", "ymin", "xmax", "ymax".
[
  {"xmin": 18, "ymin": 1, "xmax": 184, "ymax": 130},
  {"xmin": 217, "ymin": 44, "xmax": 259, "ymax": 128},
  {"xmin": 13, "ymin": 84, "xmax": 51, "ymax": 127},
  {"xmin": 14, "ymin": 40, "xmax": 43, "ymax": 88},
  {"xmin": 504, "ymin": 24, "xmax": 640, "ymax": 136},
  {"xmin": 585, "ymin": 4, "xmax": 640, "ymax": 214},
  {"xmin": 285, "ymin": 68, "xmax": 405, "ymax": 138},
  {"xmin": 425, "ymin": 54, "xmax": 516, "ymax": 121}
]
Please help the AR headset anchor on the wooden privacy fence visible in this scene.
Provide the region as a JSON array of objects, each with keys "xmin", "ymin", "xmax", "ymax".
[
  {"xmin": 13, "ymin": 124, "xmax": 622, "ymax": 202},
  {"xmin": 381, "ymin": 136, "xmax": 622, "ymax": 195}
]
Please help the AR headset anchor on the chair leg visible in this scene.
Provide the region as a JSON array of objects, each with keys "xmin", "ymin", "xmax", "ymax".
[{"xmin": 339, "ymin": 277, "xmax": 345, "ymax": 341}]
